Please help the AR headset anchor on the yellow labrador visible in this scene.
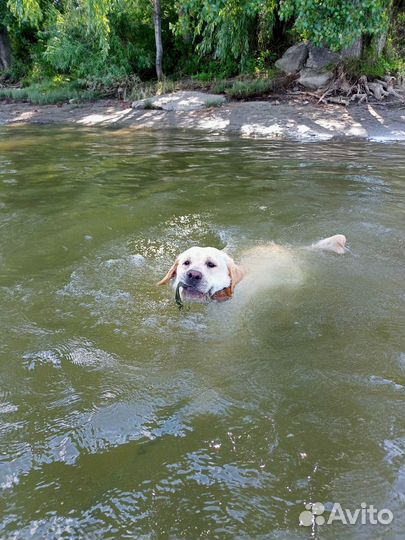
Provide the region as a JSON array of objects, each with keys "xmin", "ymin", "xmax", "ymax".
[{"xmin": 158, "ymin": 234, "xmax": 347, "ymax": 304}]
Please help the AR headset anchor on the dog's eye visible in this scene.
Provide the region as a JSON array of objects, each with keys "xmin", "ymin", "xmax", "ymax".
[
  {"xmin": 183, "ymin": 260, "xmax": 191, "ymax": 266},
  {"xmin": 206, "ymin": 261, "xmax": 216, "ymax": 268}
]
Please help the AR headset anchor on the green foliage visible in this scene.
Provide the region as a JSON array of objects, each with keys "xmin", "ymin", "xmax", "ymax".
[
  {"xmin": 389, "ymin": 4, "xmax": 405, "ymax": 74},
  {"xmin": 3, "ymin": 0, "xmax": 155, "ymax": 90},
  {"xmin": 204, "ymin": 97, "xmax": 224, "ymax": 107},
  {"xmin": 129, "ymin": 79, "xmax": 177, "ymax": 101},
  {"xmin": 142, "ymin": 99, "xmax": 155, "ymax": 109},
  {"xmin": 345, "ymin": 47, "xmax": 404, "ymax": 79},
  {"xmin": 279, "ymin": 0, "xmax": 392, "ymax": 52},
  {"xmin": 173, "ymin": 0, "xmax": 278, "ymax": 72},
  {"xmin": 1, "ymin": 0, "xmax": 403, "ymax": 103},
  {"xmin": 211, "ymin": 79, "xmax": 233, "ymax": 93},
  {"xmin": 0, "ymin": 78, "xmax": 98, "ymax": 104},
  {"xmin": 254, "ymin": 49, "xmax": 278, "ymax": 73},
  {"xmin": 41, "ymin": 1, "xmax": 154, "ymax": 77},
  {"xmin": 225, "ymin": 77, "xmax": 275, "ymax": 98},
  {"xmin": 342, "ymin": 1, "xmax": 405, "ymax": 80},
  {"xmin": 7, "ymin": 0, "xmax": 43, "ymax": 26}
]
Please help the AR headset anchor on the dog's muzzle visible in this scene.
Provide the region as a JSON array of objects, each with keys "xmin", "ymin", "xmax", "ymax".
[{"xmin": 175, "ymin": 282, "xmax": 232, "ymax": 307}]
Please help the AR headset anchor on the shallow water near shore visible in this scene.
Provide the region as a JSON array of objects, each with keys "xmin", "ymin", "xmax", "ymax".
[{"xmin": 0, "ymin": 126, "xmax": 404, "ymax": 540}]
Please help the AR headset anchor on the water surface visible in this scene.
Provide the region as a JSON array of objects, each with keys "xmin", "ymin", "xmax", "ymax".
[{"xmin": 0, "ymin": 126, "xmax": 404, "ymax": 540}]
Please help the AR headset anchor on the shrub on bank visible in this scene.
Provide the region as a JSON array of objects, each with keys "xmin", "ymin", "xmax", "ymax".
[{"xmin": 1, "ymin": 1, "xmax": 404, "ymax": 103}]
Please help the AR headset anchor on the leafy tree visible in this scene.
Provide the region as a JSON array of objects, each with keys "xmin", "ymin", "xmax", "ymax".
[
  {"xmin": 1, "ymin": 0, "xmax": 47, "ymax": 76},
  {"xmin": 174, "ymin": 0, "xmax": 279, "ymax": 71},
  {"xmin": 4, "ymin": 0, "xmax": 158, "ymax": 81},
  {"xmin": 1, "ymin": 0, "xmax": 403, "ymax": 89},
  {"xmin": 1, "ymin": 0, "xmax": 12, "ymax": 70},
  {"xmin": 279, "ymin": 0, "xmax": 393, "ymax": 52},
  {"xmin": 7, "ymin": 0, "xmax": 43, "ymax": 26}
]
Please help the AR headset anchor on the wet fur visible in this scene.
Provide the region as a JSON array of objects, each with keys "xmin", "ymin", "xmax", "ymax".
[{"xmin": 158, "ymin": 234, "xmax": 347, "ymax": 303}]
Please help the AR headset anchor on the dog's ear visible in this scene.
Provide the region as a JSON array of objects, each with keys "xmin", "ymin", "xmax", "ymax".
[
  {"xmin": 225, "ymin": 255, "xmax": 245, "ymax": 293},
  {"xmin": 158, "ymin": 259, "xmax": 179, "ymax": 285}
]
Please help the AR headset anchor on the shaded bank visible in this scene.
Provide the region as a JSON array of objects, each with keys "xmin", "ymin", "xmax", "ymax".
[{"xmin": 1, "ymin": 98, "xmax": 404, "ymax": 142}]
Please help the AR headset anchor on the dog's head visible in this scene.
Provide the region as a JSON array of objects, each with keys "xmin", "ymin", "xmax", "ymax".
[{"xmin": 158, "ymin": 246, "xmax": 244, "ymax": 303}]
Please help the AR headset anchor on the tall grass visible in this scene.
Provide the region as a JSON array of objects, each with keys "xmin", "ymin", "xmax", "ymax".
[
  {"xmin": 0, "ymin": 73, "xmax": 278, "ymax": 105},
  {"xmin": 204, "ymin": 98, "xmax": 224, "ymax": 107},
  {"xmin": 224, "ymin": 78, "xmax": 275, "ymax": 99},
  {"xmin": 0, "ymin": 82, "xmax": 99, "ymax": 105}
]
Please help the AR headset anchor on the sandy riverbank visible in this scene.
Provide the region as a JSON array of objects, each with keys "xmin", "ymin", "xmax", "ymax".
[{"xmin": 1, "ymin": 94, "xmax": 404, "ymax": 141}]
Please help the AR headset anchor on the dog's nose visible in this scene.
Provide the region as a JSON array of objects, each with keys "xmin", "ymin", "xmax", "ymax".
[{"xmin": 187, "ymin": 270, "xmax": 202, "ymax": 282}]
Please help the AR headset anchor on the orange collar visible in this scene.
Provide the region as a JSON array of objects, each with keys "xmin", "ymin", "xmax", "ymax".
[{"xmin": 210, "ymin": 286, "xmax": 233, "ymax": 302}]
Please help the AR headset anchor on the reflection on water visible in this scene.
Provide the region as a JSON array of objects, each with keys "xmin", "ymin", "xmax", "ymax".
[{"xmin": 0, "ymin": 126, "xmax": 404, "ymax": 540}]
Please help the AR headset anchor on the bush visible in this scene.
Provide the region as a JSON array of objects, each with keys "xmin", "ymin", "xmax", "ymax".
[
  {"xmin": 225, "ymin": 78, "xmax": 275, "ymax": 99},
  {"xmin": 172, "ymin": 0, "xmax": 278, "ymax": 73},
  {"xmin": 39, "ymin": 2, "xmax": 155, "ymax": 78},
  {"xmin": 204, "ymin": 98, "xmax": 224, "ymax": 107},
  {"xmin": 211, "ymin": 80, "xmax": 233, "ymax": 94},
  {"xmin": 344, "ymin": 49, "xmax": 405, "ymax": 80},
  {"xmin": 2, "ymin": 0, "xmax": 402, "ymax": 100},
  {"xmin": 0, "ymin": 79, "xmax": 98, "ymax": 104}
]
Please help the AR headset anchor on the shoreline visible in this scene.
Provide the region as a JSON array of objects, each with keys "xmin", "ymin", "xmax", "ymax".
[{"xmin": 1, "ymin": 97, "xmax": 404, "ymax": 142}]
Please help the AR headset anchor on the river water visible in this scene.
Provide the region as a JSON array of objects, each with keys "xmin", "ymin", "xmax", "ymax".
[{"xmin": 0, "ymin": 126, "xmax": 404, "ymax": 540}]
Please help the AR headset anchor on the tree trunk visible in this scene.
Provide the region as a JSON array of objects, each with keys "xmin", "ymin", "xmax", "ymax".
[
  {"xmin": 0, "ymin": 26, "xmax": 12, "ymax": 71},
  {"xmin": 375, "ymin": 31, "xmax": 388, "ymax": 55},
  {"xmin": 341, "ymin": 0, "xmax": 364, "ymax": 59},
  {"xmin": 341, "ymin": 35, "xmax": 363, "ymax": 59},
  {"xmin": 153, "ymin": 0, "xmax": 163, "ymax": 81}
]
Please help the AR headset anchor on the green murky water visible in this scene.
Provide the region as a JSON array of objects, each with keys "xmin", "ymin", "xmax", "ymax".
[{"xmin": 0, "ymin": 126, "xmax": 404, "ymax": 540}]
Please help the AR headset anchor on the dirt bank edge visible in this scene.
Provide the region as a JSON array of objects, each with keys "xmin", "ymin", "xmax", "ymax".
[{"xmin": 1, "ymin": 97, "xmax": 404, "ymax": 142}]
